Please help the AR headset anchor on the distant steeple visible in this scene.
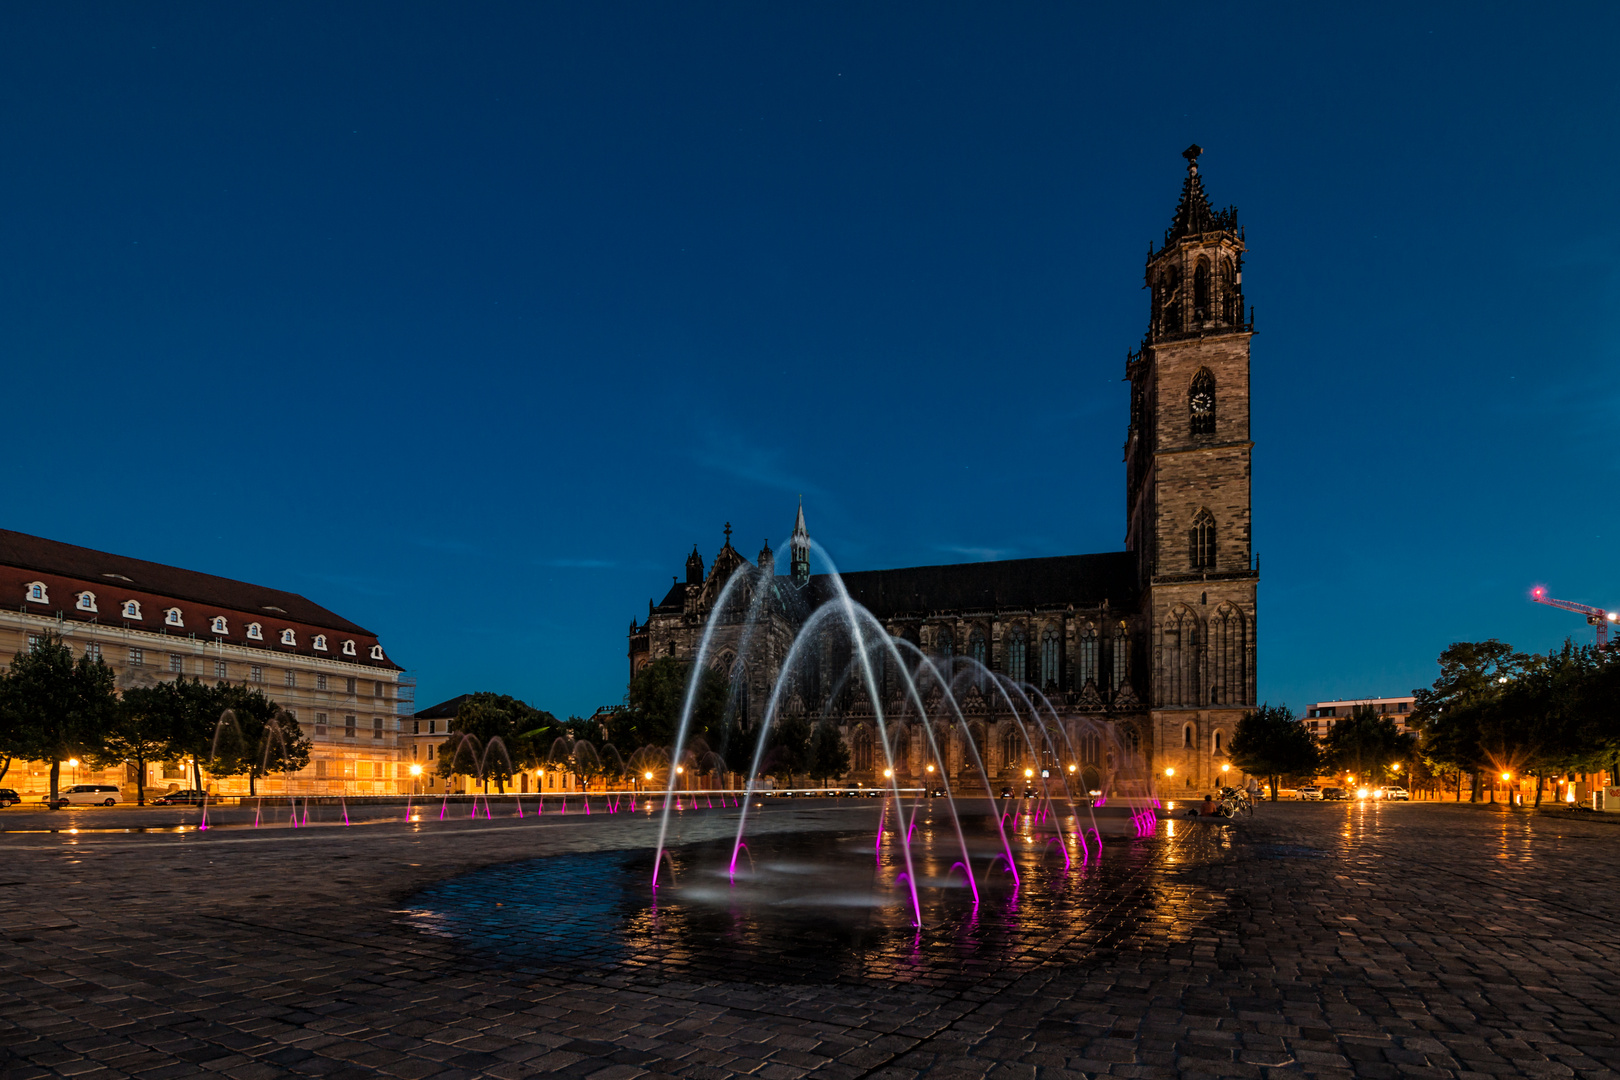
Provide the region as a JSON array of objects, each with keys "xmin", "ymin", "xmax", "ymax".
[
  {"xmin": 790, "ymin": 499, "xmax": 810, "ymax": 587},
  {"xmin": 757, "ymin": 539, "xmax": 775, "ymax": 577},
  {"xmin": 685, "ymin": 545, "xmax": 705, "ymax": 585}
]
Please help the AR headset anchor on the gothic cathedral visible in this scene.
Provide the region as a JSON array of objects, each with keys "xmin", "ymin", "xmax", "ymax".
[{"xmin": 628, "ymin": 146, "xmax": 1258, "ymax": 792}]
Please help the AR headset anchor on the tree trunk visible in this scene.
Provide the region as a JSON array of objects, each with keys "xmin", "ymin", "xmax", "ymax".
[
  {"xmin": 193, "ymin": 757, "xmax": 204, "ymax": 793},
  {"xmin": 48, "ymin": 759, "xmax": 60, "ymax": 809},
  {"xmin": 1470, "ymin": 771, "xmax": 1481, "ymax": 802},
  {"xmin": 1534, "ymin": 773, "xmax": 1544, "ymax": 807},
  {"xmin": 0, "ymin": 753, "xmax": 10, "ymax": 783},
  {"xmin": 135, "ymin": 757, "xmax": 146, "ymax": 806},
  {"xmin": 1270, "ymin": 774, "xmax": 1279, "ymax": 801},
  {"xmin": 248, "ymin": 770, "xmax": 256, "ymax": 797}
]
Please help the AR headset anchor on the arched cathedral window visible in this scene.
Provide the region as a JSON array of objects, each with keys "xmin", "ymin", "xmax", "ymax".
[
  {"xmin": 1189, "ymin": 368, "xmax": 1215, "ymax": 436},
  {"xmin": 1003, "ymin": 628, "xmax": 1026, "ymax": 682},
  {"xmin": 1190, "ymin": 508, "xmax": 1217, "ymax": 570},
  {"xmin": 853, "ymin": 727, "xmax": 874, "ymax": 772},
  {"xmin": 1160, "ymin": 264, "xmax": 1181, "ymax": 332},
  {"xmin": 936, "ymin": 626, "xmax": 953, "ymax": 659},
  {"xmin": 1078, "ymin": 624, "xmax": 1098, "ymax": 687},
  {"xmin": 1110, "ymin": 623, "xmax": 1128, "ymax": 692},
  {"xmin": 1039, "ymin": 628, "xmax": 1060, "ymax": 689},
  {"xmin": 1219, "ymin": 258, "xmax": 1238, "ymax": 323},
  {"xmin": 1000, "ymin": 726, "xmax": 1021, "ymax": 772},
  {"xmin": 1193, "ymin": 257, "xmax": 1211, "ymax": 321}
]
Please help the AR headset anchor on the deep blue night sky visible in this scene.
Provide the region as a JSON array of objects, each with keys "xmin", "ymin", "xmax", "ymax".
[{"xmin": 2, "ymin": 4, "xmax": 1616, "ymax": 717}]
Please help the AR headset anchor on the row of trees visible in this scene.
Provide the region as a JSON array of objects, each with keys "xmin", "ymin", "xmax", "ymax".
[
  {"xmin": 433, "ymin": 658, "xmax": 852, "ymax": 791},
  {"xmin": 1227, "ymin": 703, "xmax": 1415, "ymax": 799},
  {"xmin": 1228, "ymin": 638, "xmax": 1620, "ymax": 804},
  {"xmin": 0, "ymin": 632, "xmax": 308, "ymax": 806}
]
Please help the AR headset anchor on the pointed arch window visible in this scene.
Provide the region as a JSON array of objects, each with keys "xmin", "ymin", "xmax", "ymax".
[
  {"xmin": 1183, "ymin": 724, "xmax": 1195, "ymax": 748},
  {"xmin": 1000, "ymin": 725, "xmax": 1021, "ymax": 771},
  {"xmin": 967, "ymin": 627, "xmax": 987, "ymax": 686},
  {"xmin": 1193, "ymin": 257, "xmax": 1211, "ymax": 320},
  {"xmin": 1039, "ymin": 628, "xmax": 1060, "ymax": 689},
  {"xmin": 1078, "ymin": 624, "xmax": 1098, "ymax": 687},
  {"xmin": 1160, "ymin": 264, "xmax": 1182, "ymax": 332},
  {"xmin": 936, "ymin": 626, "xmax": 954, "ymax": 659},
  {"xmin": 1190, "ymin": 508, "xmax": 1217, "ymax": 570},
  {"xmin": 1110, "ymin": 623, "xmax": 1128, "ymax": 692},
  {"xmin": 1003, "ymin": 628, "xmax": 1026, "ymax": 682},
  {"xmin": 1189, "ymin": 368, "xmax": 1216, "ymax": 436},
  {"xmin": 1219, "ymin": 258, "xmax": 1238, "ymax": 323}
]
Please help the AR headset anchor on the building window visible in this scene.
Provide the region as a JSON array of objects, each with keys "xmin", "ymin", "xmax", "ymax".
[
  {"xmin": 214, "ymin": 660, "xmax": 228, "ymax": 679},
  {"xmin": 1003, "ymin": 628, "xmax": 1026, "ymax": 682},
  {"xmin": 1110, "ymin": 623, "xmax": 1127, "ymax": 691},
  {"xmin": 370, "ymin": 644, "xmax": 385, "ymax": 660},
  {"xmin": 1190, "ymin": 508, "xmax": 1217, "ymax": 570},
  {"xmin": 26, "ymin": 632, "xmax": 44, "ymax": 653},
  {"xmin": 84, "ymin": 642, "xmax": 102, "ymax": 663},
  {"xmin": 372, "ymin": 717, "xmax": 383, "ymax": 739},
  {"xmin": 210, "ymin": 616, "xmax": 228, "ymax": 635},
  {"xmin": 316, "ymin": 673, "xmax": 328, "ymax": 690},
  {"xmin": 249, "ymin": 665, "xmax": 263, "ymax": 683},
  {"xmin": 246, "ymin": 622, "xmax": 263, "ymax": 640},
  {"xmin": 315, "ymin": 760, "xmax": 327, "ymax": 779},
  {"xmin": 342, "ymin": 640, "xmax": 357, "ymax": 656},
  {"xmin": 1213, "ymin": 730, "xmax": 1223, "ymax": 753},
  {"xmin": 1184, "ymin": 724, "xmax": 1194, "ymax": 748},
  {"xmin": 345, "ymin": 677, "xmax": 356, "ymax": 694},
  {"xmin": 426, "ymin": 743, "xmax": 434, "ymax": 760},
  {"xmin": 413, "ymin": 719, "xmax": 420, "ymax": 734},
  {"xmin": 315, "ymin": 713, "xmax": 328, "ymax": 736},
  {"xmin": 25, "ymin": 582, "xmax": 47, "ymax": 604},
  {"xmin": 344, "ymin": 715, "xmax": 357, "ymax": 739},
  {"xmin": 313, "ymin": 635, "xmax": 328, "ymax": 652},
  {"xmin": 129, "ymin": 647, "xmax": 145, "ymax": 666},
  {"xmin": 169, "ymin": 654, "xmax": 184, "ymax": 674},
  {"xmin": 76, "ymin": 591, "xmax": 97, "ymax": 613},
  {"xmin": 429, "ymin": 720, "xmax": 436, "ymax": 735},
  {"xmin": 122, "ymin": 600, "xmax": 142, "ymax": 620},
  {"xmin": 935, "ymin": 627, "xmax": 953, "ymax": 659},
  {"xmin": 373, "ymin": 680, "xmax": 384, "ymax": 698},
  {"xmin": 1079, "ymin": 625, "xmax": 1098, "ymax": 687},
  {"xmin": 1193, "ymin": 256, "xmax": 1210, "ymax": 321},
  {"xmin": 1000, "ymin": 725, "xmax": 1020, "ymax": 770},
  {"xmin": 285, "ymin": 670, "xmax": 297, "ymax": 688},
  {"xmin": 1039, "ymin": 628, "xmax": 1060, "ymax": 689},
  {"xmin": 1189, "ymin": 368, "xmax": 1216, "ymax": 436},
  {"xmin": 280, "ymin": 628, "xmax": 297, "ymax": 646},
  {"xmin": 164, "ymin": 608, "xmax": 183, "ymax": 627}
]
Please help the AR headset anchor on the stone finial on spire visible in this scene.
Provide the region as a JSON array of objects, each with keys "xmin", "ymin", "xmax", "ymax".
[
  {"xmin": 723, "ymin": 521, "xmax": 732, "ymax": 545},
  {"xmin": 685, "ymin": 544, "xmax": 705, "ymax": 585},
  {"xmin": 1163, "ymin": 144, "xmax": 1237, "ymax": 246},
  {"xmin": 790, "ymin": 498, "xmax": 811, "ymax": 588}
]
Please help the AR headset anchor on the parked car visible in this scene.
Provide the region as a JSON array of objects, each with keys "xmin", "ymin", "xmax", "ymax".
[
  {"xmin": 1297, "ymin": 785, "xmax": 1322, "ymax": 801},
  {"xmin": 50, "ymin": 784, "xmax": 121, "ymax": 807},
  {"xmin": 1321, "ymin": 787, "xmax": 1349, "ymax": 801},
  {"xmin": 999, "ymin": 786, "xmax": 1013, "ymax": 799},
  {"xmin": 151, "ymin": 789, "xmax": 210, "ymax": 806},
  {"xmin": 0, "ymin": 788, "xmax": 21, "ymax": 807},
  {"xmin": 927, "ymin": 786, "xmax": 946, "ymax": 798},
  {"xmin": 1384, "ymin": 787, "xmax": 1410, "ymax": 801}
]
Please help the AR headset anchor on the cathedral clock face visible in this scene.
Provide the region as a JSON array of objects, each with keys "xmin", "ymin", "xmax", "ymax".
[{"xmin": 1190, "ymin": 392, "xmax": 1213, "ymax": 415}]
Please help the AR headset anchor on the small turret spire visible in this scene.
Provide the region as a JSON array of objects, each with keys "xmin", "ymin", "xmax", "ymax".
[
  {"xmin": 685, "ymin": 545, "xmax": 704, "ymax": 585},
  {"xmin": 790, "ymin": 498, "xmax": 811, "ymax": 587}
]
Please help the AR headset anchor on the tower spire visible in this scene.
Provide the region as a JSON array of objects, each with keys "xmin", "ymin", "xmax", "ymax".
[
  {"xmin": 790, "ymin": 498, "xmax": 810, "ymax": 587},
  {"xmin": 1163, "ymin": 143, "xmax": 1236, "ymax": 246}
]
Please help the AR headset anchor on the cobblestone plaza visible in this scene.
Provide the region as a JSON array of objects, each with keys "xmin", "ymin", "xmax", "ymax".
[{"xmin": 2, "ymin": 802, "xmax": 1618, "ymax": 1080}]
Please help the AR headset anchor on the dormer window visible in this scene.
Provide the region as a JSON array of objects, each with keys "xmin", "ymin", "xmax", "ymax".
[
  {"xmin": 369, "ymin": 645, "xmax": 385, "ymax": 661},
  {"xmin": 313, "ymin": 634, "xmax": 328, "ymax": 651},
  {"xmin": 280, "ymin": 628, "xmax": 297, "ymax": 646},
  {"xmin": 246, "ymin": 622, "xmax": 263, "ymax": 640},
  {"xmin": 211, "ymin": 616, "xmax": 229, "ymax": 635},
  {"xmin": 122, "ymin": 600, "xmax": 142, "ymax": 620},
  {"xmin": 164, "ymin": 608, "xmax": 184, "ymax": 627},
  {"xmin": 76, "ymin": 591, "xmax": 97, "ymax": 613},
  {"xmin": 341, "ymin": 640, "xmax": 357, "ymax": 656},
  {"xmin": 25, "ymin": 582, "xmax": 47, "ymax": 604}
]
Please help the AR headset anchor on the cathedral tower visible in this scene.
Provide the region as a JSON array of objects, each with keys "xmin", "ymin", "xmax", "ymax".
[
  {"xmin": 790, "ymin": 500, "xmax": 811, "ymax": 587},
  {"xmin": 1125, "ymin": 145, "xmax": 1259, "ymax": 790}
]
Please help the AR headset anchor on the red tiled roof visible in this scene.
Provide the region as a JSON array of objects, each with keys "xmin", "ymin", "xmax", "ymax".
[{"xmin": 0, "ymin": 528, "xmax": 398, "ymax": 668}]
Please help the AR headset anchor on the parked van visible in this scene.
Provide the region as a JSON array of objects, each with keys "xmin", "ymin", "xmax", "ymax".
[{"xmin": 51, "ymin": 784, "xmax": 121, "ymax": 807}]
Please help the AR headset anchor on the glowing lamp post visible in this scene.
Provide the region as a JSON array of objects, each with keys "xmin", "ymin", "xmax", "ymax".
[{"xmin": 409, "ymin": 763, "xmax": 423, "ymax": 796}]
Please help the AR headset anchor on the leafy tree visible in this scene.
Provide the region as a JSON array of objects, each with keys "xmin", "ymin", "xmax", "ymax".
[
  {"xmin": 91, "ymin": 688, "xmax": 176, "ymax": 805},
  {"xmin": 1322, "ymin": 705, "xmax": 1415, "ymax": 784},
  {"xmin": 436, "ymin": 692, "xmax": 557, "ymax": 792},
  {"xmin": 0, "ymin": 633, "xmax": 119, "ymax": 807},
  {"xmin": 1412, "ymin": 639, "xmax": 1529, "ymax": 801},
  {"xmin": 622, "ymin": 657, "xmax": 729, "ymax": 749},
  {"xmin": 808, "ymin": 720, "xmax": 851, "ymax": 787},
  {"xmin": 209, "ymin": 684, "xmax": 311, "ymax": 796},
  {"xmin": 763, "ymin": 712, "xmax": 811, "ymax": 788},
  {"xmin": 1226, "ymin": 704, "xmax": 1319, "ymax": 801}
]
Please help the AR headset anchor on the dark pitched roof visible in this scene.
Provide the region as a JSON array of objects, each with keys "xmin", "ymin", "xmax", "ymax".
[
  {"xmin": 654, "ymin": 580, "xmax": 687, "ymax": 612},
  {"xmin": 415, "ymin": 694, "xmax": 471, "ymax": 720},
  {"xmin": 0, "ymin": 527, "xmax": 374, "ymax": 635},
  {"xmin": 810, "ymin": 550, "xmax": 1138, "ymax": 618}
]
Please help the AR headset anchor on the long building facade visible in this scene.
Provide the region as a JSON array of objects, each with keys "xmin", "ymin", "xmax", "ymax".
[
  {"xmin": 0, "ymin": 529, "xmax": 411, "ymax": 799},
  {"xmin": 628, "ymin": 147, "xmax": 1259, "ymax": 793}
]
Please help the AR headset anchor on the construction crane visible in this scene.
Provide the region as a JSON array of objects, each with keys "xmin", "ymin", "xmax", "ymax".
[{"xmin": 1530, "ymin": 587, "xmax": 1617, "ymax": 651}]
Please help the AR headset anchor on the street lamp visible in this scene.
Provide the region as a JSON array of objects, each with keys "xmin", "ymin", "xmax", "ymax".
[
  {"xmin": 1024, "ymin": 768, "xmax": 1034, "ymax": 778},
  {"xmin": 926, "ymin": 763, "xmax": 935, "ymax": 773},
  {"xmin": 409, "ymin": 763, "xmax": 423, "ymax": 796},
  {"xmin": 1221, "ymin": 763, "xmax": 1230, "ymax": 775},
  {"xmin": 883, "ymin": 768, "xmax": 892, "ymax": 779},
  {"xmin": 67, "ymin": 758, "xmax": 79, "ymax": 785},
  {"xmin": 1165, "ymin": 767, "xmax": 1175, "ymax": 778},
  {"xmin": 1068, "ymin": 764, "xmax": 1077, "ymax": 774}
]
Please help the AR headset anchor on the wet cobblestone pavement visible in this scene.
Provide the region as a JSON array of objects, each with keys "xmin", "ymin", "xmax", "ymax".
[{"xmin": 2, "ymin": 800, "xmax": 1619, "ymax": 1080}]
